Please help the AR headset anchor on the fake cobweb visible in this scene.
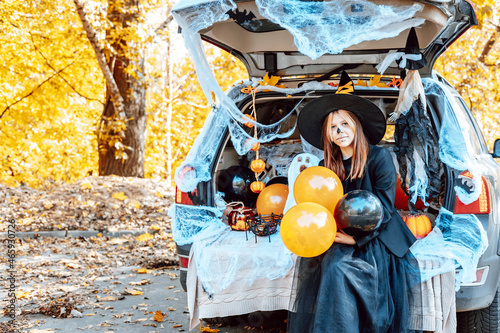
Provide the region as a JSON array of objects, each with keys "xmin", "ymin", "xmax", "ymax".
[
  {"xmin": 172, "ymin": 0, "xmax": 426, "ymax": 192},
  {"xmin": 170, "ymin": 0, "xmax": 489, "ymax": 291}
]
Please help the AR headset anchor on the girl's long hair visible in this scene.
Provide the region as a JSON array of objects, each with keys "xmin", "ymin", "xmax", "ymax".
[{"xmin": 322, "ymin": 110, "xmax": 369, "ymax": 181}]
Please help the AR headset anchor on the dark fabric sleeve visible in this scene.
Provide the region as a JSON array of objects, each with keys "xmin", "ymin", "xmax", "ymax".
[{"xmin": 354, "ymin": 148, "xmax": 398, "ymax": 249}]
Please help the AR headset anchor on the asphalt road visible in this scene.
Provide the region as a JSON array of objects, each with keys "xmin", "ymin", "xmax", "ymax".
[
  {"xmin": 16, "ymin": 266, "xmax": 287, "ymax": 333},
  {"xmin": 1, "ymin": 233, "xmax": 287, "ymax": 333}
]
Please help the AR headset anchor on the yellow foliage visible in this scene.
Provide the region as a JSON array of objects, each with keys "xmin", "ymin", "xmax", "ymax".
[
  {"xmin": 0, "ymin": 0, "xmax": 246, "ymax": 188},
  {"xmin": 435, "ymin": 0, "xmax": 500, "ymax": 150},
  {"xmin": 145, "ymin": 43, "xmax": 247, "ymax": 183},
  {"xmin": 0, "ymin": 1, "xmax": 103, "ymax": 187}
]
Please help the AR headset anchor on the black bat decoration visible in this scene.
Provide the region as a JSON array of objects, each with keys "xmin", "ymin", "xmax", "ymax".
[{"xmin": 227, "ymin": 9, "xmax": 256, "ymax": 24}]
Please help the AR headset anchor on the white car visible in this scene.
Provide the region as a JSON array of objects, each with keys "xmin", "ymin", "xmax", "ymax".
[{"xmin": 171, "ymin": 0, "xmax": 500, "ymax": 331}]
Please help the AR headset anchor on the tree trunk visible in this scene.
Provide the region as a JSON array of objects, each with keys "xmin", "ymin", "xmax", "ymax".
[
  {"xmin": 479, "ymin": 24, "xmax": 500, "ymax": 64},
  {"xmin": 165, "ymin": 23, "xmax": 173, "ymax": 182},
  {"xmin": 98, "ymin": 0, "xmax": 146, "ymax": 177}
]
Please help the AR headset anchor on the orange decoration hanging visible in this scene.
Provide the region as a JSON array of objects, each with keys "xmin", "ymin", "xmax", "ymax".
[
  {"xmin": 251, "ymin": 142, "xmax": 261, "ymax": 151},
  {"xmin": 403, "ymin": 214, "xmax": 432, "ymax": 239},
  {"xmin": 388, "ymin": 77, "xmax": 403, "ymax": 89},
  {"xmin": 243, "ymin": 114, "xmax": 255, "ymax": 127},
  {"xmin": 250, "ymin": 159, "xmax": 266, "ymax": 173},
  {"xmin": 250, "ymin": 181, "xmax": 265, "ymax": 193},
  {"xmin": 241, "ymin": 86, "xmax": 255, "ymax": 94}
]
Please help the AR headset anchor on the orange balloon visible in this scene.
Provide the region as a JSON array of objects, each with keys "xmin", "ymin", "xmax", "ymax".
[
  {"xmin": 256, "ymin": 184, "xmax": 289, "ymax": 215},
  {"xmin": 280, "ymin": 202, "xmax": 337, "ymax": 257},
  {"xmin": 293, "ymin": 166, "xmax": 343, "ymax": 214}
]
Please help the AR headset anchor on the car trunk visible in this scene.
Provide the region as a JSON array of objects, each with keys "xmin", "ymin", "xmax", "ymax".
[
  {"xmin": 213, "ymin": 86, "xmax": 444, "ymax": 224},
  {"xmin": 173, "ymin": 0, "xmax": 477, "ymax": 80}
]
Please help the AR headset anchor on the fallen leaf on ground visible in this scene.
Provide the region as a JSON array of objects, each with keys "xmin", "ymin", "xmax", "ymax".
[
  {"xmin": 112, "ymin": 192, "xmax": 127, "ymax": 201},
  {"xmin": 16, "ymin": 290, "xmax": 30, "ymax": 299},
  {"xmin": 130, "ymin": 201, "xmax": 141, "ymax": 209},
  {"xmin": 129, "ymin": 279, "xmax": 150, "ymax": 286},
  {"xmin": 137, "ymin": 233, "xmax": 154, "ymax": 242},
  {"xmin": 80, "ymin": 181, "xmax": 93, "ymax": 190},
  {"xmin": 199, "ymin": 325, "xmax": 220, "ymax": 332},
  {"xmin": 153, "ymin": 310, "xmax": 164, "ymax": 322}
]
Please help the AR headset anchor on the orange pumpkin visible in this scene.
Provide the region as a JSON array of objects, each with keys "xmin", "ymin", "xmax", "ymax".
[
  {"xmin": 243, "ymin": 114, "xmax": 255, "ymax": 128},
  {"xmin": 228, "ymin": 207, "xmax": 254, "ymax": 231},
  {"xmin": 250, "ymin": 159, "xmax": 266, "ymax": 173},
  {"xmin": 250, "ymin": 181, "xmax": 265, "ymax": 193},
  {"xmin": 251, "ymin": 142, "xmax": 261, "ymax": 151},
  {"xmin": 403, "ymin": 214, "xmax": 432, "ymax": 239}
]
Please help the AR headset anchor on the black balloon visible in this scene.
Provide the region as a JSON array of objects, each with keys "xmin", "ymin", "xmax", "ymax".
[
  {"xmin": 266, "ymin": 176, "xmax": 288, "ymax": 186},
  {"xmin": 334, "ymin": 190, "xmax": 384, "ymax": 237},
  {"xmin": 217, "ymin": 165, "xmax": 258, "ymax": 207}
]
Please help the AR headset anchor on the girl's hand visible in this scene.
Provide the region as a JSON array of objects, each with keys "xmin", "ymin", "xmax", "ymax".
[{"xmin": 334, "ymin": 230, "xmax": 356, "ymax": 245}]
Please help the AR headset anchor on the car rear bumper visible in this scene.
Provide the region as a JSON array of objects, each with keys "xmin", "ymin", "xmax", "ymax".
[
  {"xmin": 176, "ymin": 243, "xmax": 192, "ymax": 292},
  {"xmin": 456, "ymin": 254, "xmax": 500, "ymax": 311}
]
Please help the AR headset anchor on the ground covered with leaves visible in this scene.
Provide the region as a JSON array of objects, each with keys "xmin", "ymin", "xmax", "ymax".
[
  {"xmin": 0, "ymin": 176, "xmax": 174, "ymax": 232},
  {"xmin": 0, "ymin": 233, "xmax": 182, "ymax": 332},
  {"xmin": 0, "ymin": 176, "xmax": 186, "ymax": 332}
]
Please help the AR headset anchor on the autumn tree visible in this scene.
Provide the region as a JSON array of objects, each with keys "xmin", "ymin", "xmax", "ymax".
[
  {"xmin": 0, "ymin": 1, "xmax": 104, "ymax": 187},
  {"xmin": 0, "ymin": 0, "xmax": 246, "ymax": 187},
  {"xmin": 435, "ymin": 0, "xmax": 500, "ymax": 149},
  {"xmin": 73, "ymin": 0, "xmax": 170, "ymax": 177},
  {"xmin": 145, "ymin": 40, "xmax": 247, "ymax": 181}
]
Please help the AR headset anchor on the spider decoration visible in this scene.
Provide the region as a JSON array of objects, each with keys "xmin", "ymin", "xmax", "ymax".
[{"xmin": 245, "ymin": 213, "xmax": 282, "ymax": 243}]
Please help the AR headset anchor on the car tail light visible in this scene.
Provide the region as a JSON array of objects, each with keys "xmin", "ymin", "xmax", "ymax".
[
  {"xmin": 179, "ymin": 256, "xmax": 189, "ymax": 269},
  {"xmin": 175, "ymin": 187, "xmax": 196, "ymax": 205},
  {"xmin": 454, "ymin": 171, "xmax": 491, "ymax": 215},
  {"xmin": 175, "ymin": 166, "xmax": 196, "ymax": 205}
]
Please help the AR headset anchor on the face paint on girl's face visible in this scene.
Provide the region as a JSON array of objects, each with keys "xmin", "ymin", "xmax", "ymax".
[{"xmin": 329, "ymin": 112, "xmax": 355, "ymax": 149}]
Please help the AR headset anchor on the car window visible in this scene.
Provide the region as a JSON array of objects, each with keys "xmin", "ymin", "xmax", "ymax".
[{"xmin": 454, "ymin": 97, "xmax": 488, "ymax": 155}]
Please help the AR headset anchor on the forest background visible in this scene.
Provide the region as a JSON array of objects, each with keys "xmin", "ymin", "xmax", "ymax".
[{"xmin": 0, "ymin": 0, "xmax": 499, "ymax": 189}]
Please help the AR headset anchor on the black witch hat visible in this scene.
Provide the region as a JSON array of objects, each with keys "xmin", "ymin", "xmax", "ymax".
[
  {"xmin": 297, "ymin": 71, "xmax": 386, "ymax": 149},
  {"xmin": 398, "ymin": 27, "xmax": 428, "ymax": 70}
]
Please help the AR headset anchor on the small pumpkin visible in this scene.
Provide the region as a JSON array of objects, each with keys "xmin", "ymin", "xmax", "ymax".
[
  {"xmin": 242, "ymin": 114, "xmax": 255, "ymax": 128},
  {"xmin": 251, "ymin": 142, "xmax": 261, "ymax": 151},
  {"xmin": 228, "ymin": 207, "xmax": 254, "ymax": 231},
  {"xmin": 250, "ymin": 181, "xmax": 265, "ymax": 193},
  {"xmin": 403, "ymin": 214, "xmax": 432, "ymax": 239},
  {"xmin": 250, "ymin": 159, "xmax": 266, "ymax": 173}
]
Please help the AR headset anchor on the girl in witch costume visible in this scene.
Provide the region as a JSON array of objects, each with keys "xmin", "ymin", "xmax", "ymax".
[{"xmin": 288, "ymin": 72, "xmax": 421, "ymax": 333}]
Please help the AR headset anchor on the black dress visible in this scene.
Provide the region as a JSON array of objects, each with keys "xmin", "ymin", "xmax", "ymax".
[{"xmin": 288, "ymin": 146, "xmax": 420, "ymax": 333}]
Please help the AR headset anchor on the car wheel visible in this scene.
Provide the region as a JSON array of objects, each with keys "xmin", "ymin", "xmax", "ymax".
[
  {"xmin": 457, "ymin": 287, "xmax": 500, "ymax": 333},
  {"xmin": 202, "ymin": 310, "xmax": 288, "ymax": 328},
  {"xmin": 202, "ymin": 316, "xmax": 238, "ymax": 326},
  {"xmin": 179, "ymin": 269, "xmax": 187, "ymax": 292}
]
